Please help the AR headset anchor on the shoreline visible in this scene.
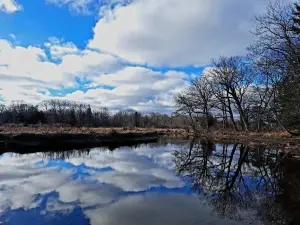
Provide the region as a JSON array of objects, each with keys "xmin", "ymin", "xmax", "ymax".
[
  {"xmin": 195, "ymin": 131, "xmax": 300, "ymax": 154},
  {"xmin": 0, "ymin": 128, "xmax": 161, "ymax": 154},
  {"xmin": 1, "ymin": 126, "xmax": 300, "ymax": 154}
]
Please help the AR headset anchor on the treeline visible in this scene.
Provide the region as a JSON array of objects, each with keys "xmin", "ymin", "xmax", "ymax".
[
  {"xmin": 175, "ymin": 1, "xmax": 300, "ymax": 135},
  {"xmin": 0, "ymin": 100, "xmax": 191, "ymax": 129}
]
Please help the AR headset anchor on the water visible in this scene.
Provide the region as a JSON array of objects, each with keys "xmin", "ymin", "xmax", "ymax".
[{"xmin": 0, "ymin": 138, "xmax": 299, "ymax": 225}]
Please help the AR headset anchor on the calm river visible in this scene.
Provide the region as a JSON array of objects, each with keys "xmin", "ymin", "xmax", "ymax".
[{"xmin": 0, "ymin": 138, "xmax": 299, "ymax": 225}]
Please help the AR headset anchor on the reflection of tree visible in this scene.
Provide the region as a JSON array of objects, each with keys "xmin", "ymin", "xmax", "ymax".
[
  {"xmin": 38, "ymin": 140, "xmax": 168, "ymax": 160},
  {"xmin": 174, "ymin": 139, "xmax": 300, "ymax": 224},
  {"xmin": 276, "ymin": 157, "xmax": 300, "ymax": 225},
  {"xmin": 41, "ymin": 148, "xmax": 92, "ymax": 160},
  {"xmin": 174, "ymin": 138, "xmax": 215, "ymax": 194},
  {"xmin": 148, "ymin": 136, "xmax": 191, "ymax": 148}
]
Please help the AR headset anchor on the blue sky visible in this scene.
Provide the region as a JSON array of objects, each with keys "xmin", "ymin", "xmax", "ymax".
[
  {"xmin": 0, "ymin": 0, "xmax": 293, "ymax": 113},
  {"xmin": 0, "ymin": 0, "xmax": 95, "ymax": 47}
]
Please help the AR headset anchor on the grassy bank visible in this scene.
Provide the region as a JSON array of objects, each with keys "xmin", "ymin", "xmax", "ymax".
[
  {"xmin": 1, "ymin": 125, "xmax": 300, "ymax": 154},
  {"xmin": 196, "ymin": 130, "xmax": 300, "ymax": 154},
  {"xmin": 0, "ymin": 126, "xmax": 167, "ymax": 154},
  {"xmin": 0, "ymin": 125, "xmax": 187, "ymax": 135},
  {"xmin": 1, "ymin": 125, "xmax": 300, "ymax": 142}
]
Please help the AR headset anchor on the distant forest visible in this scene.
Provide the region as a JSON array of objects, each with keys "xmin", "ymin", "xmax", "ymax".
[
  {"xmin": 0, "ymin": 100, "xmax": 191, "ymax": 129},
  {"xmin": 1, "ymin": 1, "xmax": 300, "ymax": 135},
  {"xmin": 175, "ymin": 1, "xmax": 300, "ymax": 135}
]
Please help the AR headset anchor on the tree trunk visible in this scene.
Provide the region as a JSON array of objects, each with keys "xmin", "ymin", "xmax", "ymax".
[
  {"xmin": 226, "ymin": 98, "xmax": 238, "ymax": 131},
  {"xmin": 275, "ymin": 113, "xmax": 300, "ymax": 136},
  {"xmin": 232, "ymin": 93, "xmax": 249, "ymax": 131}
]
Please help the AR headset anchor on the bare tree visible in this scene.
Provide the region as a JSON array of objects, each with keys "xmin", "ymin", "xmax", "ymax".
[
  {"xmin": 207, "ymin": 67, "xmax": 238, "ymax": 131},
  {"xmin": 248, "ymin": 1, "xmax": 300, "ymax": 135},
  {"xmin": 174, "ymin": 92, "xmax": 198, "ymax": 132},
  {"xmin": 210, "ymin": 56, "xmax": 255, "ymax": 131},
  {"xmin": 189, "ymin": 76, "xmax": 215, "ymax": 129}
]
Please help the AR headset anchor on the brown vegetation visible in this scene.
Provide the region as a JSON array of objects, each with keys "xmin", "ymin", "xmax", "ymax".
[
  {"xmin": 1, "ymin": 124, "xmax": 300, "ymax": 144},
  {"xmin": 197, "ymin": 130, "xmax": 300, "ymax": 155},
  {"xmin": 0, "ymin": 125, "xmax": 170, "ymax": 154},
  {"xmin": 0, "ymin": 124, "xmax": 187, "ymax": 136},
  {"xmin": 0, "ymin": 125, "xmax": 299, "ymax": 155}
]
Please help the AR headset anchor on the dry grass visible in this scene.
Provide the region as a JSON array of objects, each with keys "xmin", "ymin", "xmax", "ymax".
[
  {"xmin": 1, "ymin": 125, "xmax": 300, "ymax": 154},
  {"xmin": 206, "ymin": 129, "xmax": 294, "ymax": 139},
  {"xmin": 1, "ymin": 124, "xmax": 299, "ymax": 142},
  {"xmin": 0, "ymin": 124, "xmax": 298, "ymax": 139},
  {"xmin": 0, "ymin": 124, "xmax": 187, "ymax": 136}
]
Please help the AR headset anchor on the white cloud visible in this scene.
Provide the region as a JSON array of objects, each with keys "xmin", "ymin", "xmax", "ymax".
[
  {"xmin": 89, "ymin": 0, "xmax": 294, "ymax": 67},
  {"xmin": 62, "ymin": 66, "xmax": 188, "ymax": 112},
  {"xmin": 0, "ymin": 39, "xmax": 124, "ymax": 105},
  {"xmin": 0, "ymin": 37, "xmax": 187, "ymax": 112},
  {"xmin": 0, "ymin": 39, "xmax": 66, "ymax": 83},
  {"xmin": 0, "ymin": 0, "xmax": 22, "ymax": 13},
  {"xmin": 0, "ymin": 39, "xmax": 74, "ymax": 103},
  {"xmin": 59, "ymin": 49, "xmax": 122, "ymax": 75},
  {"xmin": 45, "ymin": 37, "xmax": 80, "ymax": 60},
  {"xmin": 46, "ymin": 0, "xmax": 96, "ymax": 14},
  {"xmin": 92, "ymin": 67, "xmax": 186, "ymax": 89}
]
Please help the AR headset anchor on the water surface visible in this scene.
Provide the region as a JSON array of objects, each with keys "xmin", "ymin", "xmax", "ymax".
[{"xmin": 0, "ymin": 138, "xmax": 299, "ymax": 225}]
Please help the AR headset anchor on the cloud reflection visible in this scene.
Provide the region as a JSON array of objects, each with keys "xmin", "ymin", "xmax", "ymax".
[{"xmin": 0, "ymin": 142, "xmax": 240, "ymax": 225}]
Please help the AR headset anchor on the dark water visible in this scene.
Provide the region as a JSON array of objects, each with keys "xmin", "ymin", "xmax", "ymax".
[{"xmin": 0, "ymin": 138, "xmax": 299, "ymax": 225}]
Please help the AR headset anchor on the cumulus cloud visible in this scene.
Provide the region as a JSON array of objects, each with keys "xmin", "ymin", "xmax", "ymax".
[
  {"xmin": 0, "ymin": 39, "xmax": 66, "ymax": 83},
  {"xmin": 70, "ymin": 66, "xmax": 188, "ymax": 112},
  {"xmin": 60, "ymin": 85, "xmax": 184, "ymax": 113},
  {"xmin": 0, "ymin": 39, "xmax": 68, "ymax": 104},
  {"xmin": 45, "ymin": 37, "xmax": 80, "ymax": 60},
  {"xmin": 0, "ymin": 37, "xmax": 187, "ymax": 112},
  {"xmin": 89, "ymin": 67, "xmax": 187, "ymax": 110},
  {"xmin": 88, "ymin": 0, "xmax": 295, "ymax": 67},
  {"xmin": 0, "ymin": 39, "xmax": 124, "ymax": 105},
  {"xmin": 58, "ymin": 49, "xmax": 123, "ymax": 76},
  {"xmin": 0, "ymin": 0, "xmax": 22, "ymax": 13},
  {"xmin": 92, "ymin": 67, "xmax": 186, "ymax": 89},
  {"xmin": 46, "ymin": 0, "xmax": 97, "ymax": 14}
]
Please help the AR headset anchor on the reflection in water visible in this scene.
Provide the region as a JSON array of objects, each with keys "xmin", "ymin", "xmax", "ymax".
[
  {"xmin": 0, "ymin": 141, "xmax": 239, "ymax": 225},
  {"xmin": 39, "ymin": 136, "xmax": 190, "ymax": 161},
  {"xmin": 41, "ymin": 148, "xmax": 92, "ymax": 160},
  {"xmin": 0, "ymin": 139, "xmax": 299, "ymax": 225},
  {"xmin": 174, "ymin": 139, "xmax": 300, "ymax": 225}
]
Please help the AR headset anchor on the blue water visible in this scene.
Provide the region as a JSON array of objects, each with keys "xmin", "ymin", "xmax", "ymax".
[{"xmin": 0, "ymin": 139, "xmax": 295, "ymax": 225}]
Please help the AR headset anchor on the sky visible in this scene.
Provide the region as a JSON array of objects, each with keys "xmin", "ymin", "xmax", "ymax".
[{"xmin": 0, "ymin": 0, "xmax": 295, "ymax": 113}]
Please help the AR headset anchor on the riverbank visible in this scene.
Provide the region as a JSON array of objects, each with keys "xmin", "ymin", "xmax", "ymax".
[
  {"xmin": 1, "ymin": 125, "xmax": 300, "ymax": 154},
  {"xmin": 196, "ymin": 130, "xmax": 300, "ymax": 154},
  {"xmin": 0, "ymin": 126, "xmax": 164, "ymax": 153},
  {"xmin": 0, "ymin": 125, "xmax": 186, "ymax": 136}
]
